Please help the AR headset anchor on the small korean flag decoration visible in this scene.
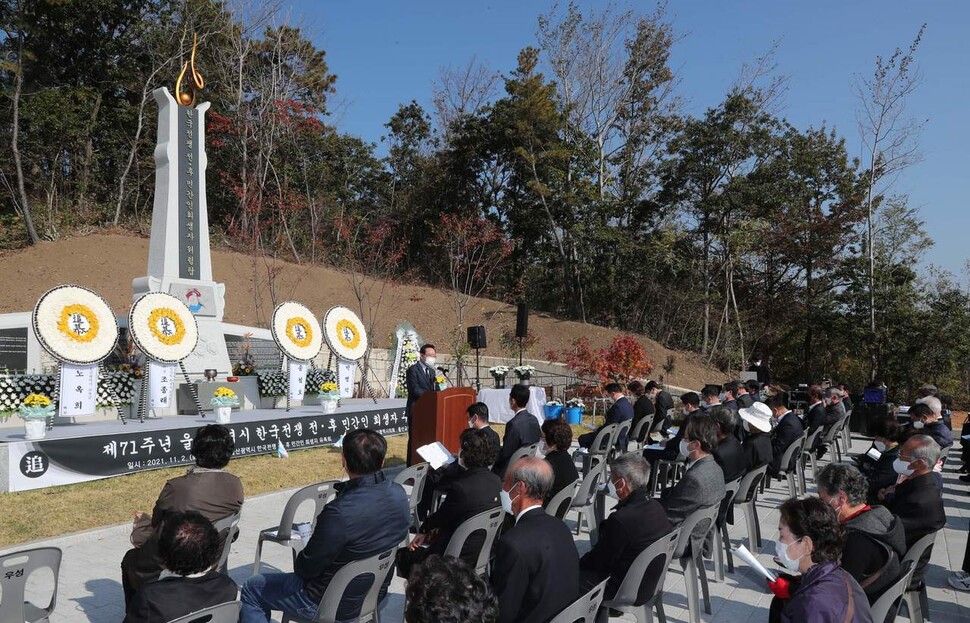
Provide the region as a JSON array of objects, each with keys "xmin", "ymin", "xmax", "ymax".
[
  {"xmin": 32, "ymin": 285, "xmax": 119, "ymax": 365},
  {"xmin": 127, "ymin": 292, "xmax": 199, "ymax": 363},
  {"xmin": 271, "ymin": 302, "xmax": 323, "ymax": 363}
]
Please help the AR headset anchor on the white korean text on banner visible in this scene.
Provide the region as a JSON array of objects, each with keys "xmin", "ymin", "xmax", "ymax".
[
  {"xmin": 287, "ymin": 359, "xmax": 306, "ymax": 401},
  {"xmin": 58, "ymin": 363, "xmax": 98, "ymax": 417},
  {"xmin": 148, "ymin": 361, "xmax": 177, "ymax": 409},
  {"xmin": 7, "ymin": 406, "xmax": 408, "ymax": 491},
  {"xmin": 337, "ymin": 358, "xmax": 355, "ymax": 398}
]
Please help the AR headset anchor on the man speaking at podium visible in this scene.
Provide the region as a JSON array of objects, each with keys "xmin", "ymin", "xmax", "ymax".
[{"xmin": 406, "ymin": 344, "xmax": 438, "ymax": 465}]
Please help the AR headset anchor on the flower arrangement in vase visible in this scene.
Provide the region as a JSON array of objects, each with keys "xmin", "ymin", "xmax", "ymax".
[
  {"xmin": 232, "ymin": 333, "xmax": 257, "ymax": 376},
  {"xmin": 20, "ymin": 393, "xmax": 55, "ymax": 440},
  {"xmin": 211, "ymin": 387, "xmax": 239, "ymax": 424},
  {"xmin": 319, "ymin": 381, "xmax": 340, "ymax": 414},
  {"xmin": 489, "ymin": 365, "xmax": 509, "ymax": 389},
  {"xmin": 513, "ymin": 365, "xmax": 536, "ymax": 385}
]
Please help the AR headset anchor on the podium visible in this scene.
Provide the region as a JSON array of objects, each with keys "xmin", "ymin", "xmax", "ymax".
[{"xmin": 409, "ymin": 387, "xmax": 477, "ymax": 465}]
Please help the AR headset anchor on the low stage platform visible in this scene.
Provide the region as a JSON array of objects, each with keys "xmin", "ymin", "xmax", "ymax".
[{"xmin": 0, "ymin": 399, "xmax": 408, "ymax": 492}]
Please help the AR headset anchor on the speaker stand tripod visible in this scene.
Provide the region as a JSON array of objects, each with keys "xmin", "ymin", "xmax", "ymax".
[{"xmin": 475, "ymin": 347, "xmax": 481, "ymax": 391}]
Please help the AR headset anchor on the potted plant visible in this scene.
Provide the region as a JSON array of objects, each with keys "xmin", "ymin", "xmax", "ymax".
[
  {"xmin": 543, "ymin": 399, "xmax": 563, "ymax": 420},
  {"xmin": 435, "ymin": 369, "xmax": 449, "ymax": 391},
  {"xmin": 211, "ymin": 387, "xmax": 239, "ymax": 424},
  {"xmin": 19, "ymin": 393, "xmax": 54, "ymax": 440},
  {"xmin": 489, "ymin": 365, "xmax": 509, "ymax": 389},
  {"xmin": 565, "ymin": 397, "xmax": 585, "ymax": 425},
  {"xmin": 319, "ymin": 381, "xmax": 340, "ymax": 414},
  {"xmin": 513, "ymin": 365, "xmax": 536, "ymax": 386}
]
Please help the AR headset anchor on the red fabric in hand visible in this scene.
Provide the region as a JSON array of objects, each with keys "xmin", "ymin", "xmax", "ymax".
[{"xmin": 767, "ymin": 576, "xmax": 791, "ymax": 600}]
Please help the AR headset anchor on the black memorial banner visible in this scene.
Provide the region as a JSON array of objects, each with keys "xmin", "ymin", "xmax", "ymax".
[{"xmin": 7, "ymin": 407, "xmax": 407, "ymax": 492}]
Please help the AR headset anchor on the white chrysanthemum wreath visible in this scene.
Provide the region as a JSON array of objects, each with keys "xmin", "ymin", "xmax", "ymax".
[
  {"xmin": 128, "ymin": 292, "xmax": 199, "ymax": 363},
  {"xmin": 323, "ymin": 306, "xmax": 368, "ymax": 361},
  {"xmin": 32, "ymin": 285, "xmax": 118, "ymax": 365},
  {"xmin": 271, "ymin": 301, "xmax": 323, "ymax": 362}
]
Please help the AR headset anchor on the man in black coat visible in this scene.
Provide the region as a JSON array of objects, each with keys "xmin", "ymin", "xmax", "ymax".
[
  {"xmin": 709, "ymin": 406, "xmax": 746, "ymax": 482},
  {"xmin": 645, "ymin": 381, "xmax": 674, "ymax": 431},
  {"xmin": 405, "ymin": 344, "xmax": 439, "ymax": 465},
  {"xmin": 467, "ymin": 401, "xmax": 501, "ymax": 453},
  {"xmin": 628, "ymin": 380, "xmax": 655, "ymax": 443},
  {"xmin": 882, "ymin": 436, "xmax": 946, "ymax": 587},
  {"xmin": 398, "ymin": 429, "xmax": 501, "ymax": 578},
  {"xmin": 766, "ymin": 394, "xmax": 804, "ymax": 478},
  {"xmin": 125, "ymin": 511, "xmax": 238, "ymax": 623},
  {"xmin": 805, "ymin": 384, "xmax": 838, "ymax": 436},
  {"xmin": 580, "ymin": 453, "xmax": 672, "ymax": 600},
  {"xmin": 492, "ymin": 457, "xmax": 579, "ymax": 623},
  {"xmin": 735, "ymin": 382, "xmax": 755, "ymax": 409},
  {"xmin": 748, "ymin": 353, "xmax": 771, "ymax": 385},
  {"xmin": 579, "ymin": 383, "xmax": 633, "ymax": 450},
  {"xmin": 492, "ymin": 384, "xmax": 541, "ymax": 478}
]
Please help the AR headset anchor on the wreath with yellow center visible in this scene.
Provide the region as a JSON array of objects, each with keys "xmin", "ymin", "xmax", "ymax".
[
  {"xmin": 33, "ymin": 284, "xmax": 119, "ymax": 365},
  {"xmin": 57, "ymin": 303, "xmax": 100, "ymax": 344},
  {"xmin": 286, "ymin": 317, "xmax": 314, "ymax": 348},
  {"xmin": 271, "ymin": 302, "xmax": 323, "ymax": 362},
  {"xmin": 147, "ymin": 307, "xmax": 186, "ymax": 346},
  {"xmin": 323, "ymin": 306, "xmax": 368, "ymax": 361},
  {"xmin": 335, "ymin": 319, "xmax": 361, "ymax": 350}
]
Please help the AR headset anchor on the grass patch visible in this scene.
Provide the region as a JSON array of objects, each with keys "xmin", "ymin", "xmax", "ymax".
[{"xmin": 0, "ymin": 434, "xmax": 410, "ymax": 548}]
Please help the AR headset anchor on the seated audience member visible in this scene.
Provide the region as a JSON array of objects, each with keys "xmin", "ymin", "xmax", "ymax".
[
  {"xmin": 122, "ymin": 424, "xmax": 244, "ymax": 605},
  {"xmin": 240, "ymin": 429, "xmax": 410, "ymax": 623},
  {"xmin": 905, "ymin": 399, "xmax": 953, "ymax": 451},
  {"xmin": 814, "ymin": 387, "xmax": 846, "ymax": 458},
  {"xmin": 398, "ymin": 428, "xmax": 501, "ymax": 579},
  {"xmin": 767, "ymin": 394, "xmax": 805, "ymax": 479},
  {"xmin": 721, "ymin": 381, "xmax": 740, "ymax": 412},
  {"xmin": 540, "ymin": 418, "xmax": 579, "ymax": 502},
  {"xmin": 491, "ymin": 458, "xmax": 579, "ymax": 623},
  {"xmin": 939, "ymin": 393, "xmax": 954, "ymax": 431},
  {"xmin": 405, "ymin": 555, "xmax": 499, "ymax": 623},
  {"xmin": 915, "ymin": 384, "xmax": 951, "ymax": 428},
  {"xmin": 709, "ymin": 405, "xmax": 746, "ymax": 482},
  {"xmin": 736, "ymin": 381, "xmax": 755, "ymax": 409},
  {"xmin": 580, "ymin": 453, "xmax": 673, "ymax": 600},
  {"xmin": 879, "ymin": 435, "xmax": 945, "ymax": 589},
  {"xmin": 492, "ymin": 384, "xmax": 542, "ymax": 478},
  {"xmin": 806, "ymin": 385, "xmax": 838, "ymax": 439},
  {"xmin": 659, "ymin": 417, "xmax": 726, "ymax": 553},
  {"xmin": 837, "ymin": 383, "xmax": 853, "ymax": 412},
  {"xmin": 125, "ymin": 511, "xmax": 238, "ymax": 623},
  {"xmin": 579, "ymin": 383, "xmax": 633, "ymax": 450},
  {"xmin": 700, "ymin": 385, "xmax": 721, "ymax": 410},
  {"xmin": 745, "ymin": 379, "xmax": 762, "ymax": 400},
  {"xmin": 419, "ymin": 402, "xmax": 498, "ymax": 520},
  {"xmin": 739, "ymin": 402, "xmax": 774, "ymax": 471},
  {"xmin": 767, "ymin": 497, "xmax": 873, "ymax": 623},
  {"xmin": 815, "ymin": 464, "xmax": 906, "ymax": 603},
  {"xmin": 643, "ymin": 391, "xmax": 701, "ymax": 464},
  {"xmin": 628, "ymin": 380, "xmax": 655, "ymax": 442},
  {"xmin": 645, "ymin": 381, "xmax": 675, "ymax": 430},
  {"xmin": 855, "ymin": 416, "xmax": 901, "ymax": 504}
]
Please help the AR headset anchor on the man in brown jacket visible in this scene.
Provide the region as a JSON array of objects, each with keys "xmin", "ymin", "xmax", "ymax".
[{"xmin": 121, "ymin": 424, "xmax": 244, "ymax": 605}]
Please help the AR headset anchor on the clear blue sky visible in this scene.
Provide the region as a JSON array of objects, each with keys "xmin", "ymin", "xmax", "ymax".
[{"xmin": 287, "ymin": 0, "xmax": 969, "ymax": 277}]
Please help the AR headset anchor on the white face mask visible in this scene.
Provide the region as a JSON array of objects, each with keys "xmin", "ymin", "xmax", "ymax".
[
  {"xmin": 718, "ymin": 392, "xmax": 727, "ymax": 402},
  {"xmin": 742, "ymin": 420, "xmax": 751, "ymax": 433},
  {"xmin": 537, "ymin": 440, "xmax": 548, "ymax": 457},
  {"xmin": 425, "ymin": 357, "xmax": 436, "ymax": 367},
  {"xmin": 468, "ymin": 419, "xmax": 476, "ymax": 429},
  {"xmin": 500, "ymin": 486, "xmax": 518, "ymax": 514},
  {"xmin": 775, "ymin": 538, "xmax": 804, "ymax": 572},
  {"xmin": 912, "ymin": 421, "xmax": 925, "ymax": 429},
  {"xmin": 679, "ymin": 439, "xmax": 691, "ymax": 459},
  {"xmin": 606, "ymin": 479, "xmax": 620, "ymax": 500},
  {"xmin": 873, "ymin": 440, "xmax": 888, "ymax": 453},
  {"xmin": 893, "ymin": 458, "xmax": 915, "ymax": 476}
]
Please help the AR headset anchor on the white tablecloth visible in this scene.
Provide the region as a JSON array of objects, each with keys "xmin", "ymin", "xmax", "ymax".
[{"xmin": 477, "ymin": 387, "xmax": 546, "ymax": 425}]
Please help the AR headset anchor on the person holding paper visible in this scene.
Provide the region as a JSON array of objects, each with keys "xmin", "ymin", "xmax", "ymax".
[
  {"xmin": 854, "ymin": 416, "xmax": 900, "ymax": 505},
  {"xmin": 767, "ymin": 394, "xmax": 805, "ymax": 479},
  {"xmin": 767, "ymin": 497, "xmax": 873, "ymax": 623},
  {"xmin": 405, "ymin": 343, "xmax": 439, "ymax": 466},
  {"xmin": 397, "ymin": 428, "xmax": 501, "ymax": 579}
]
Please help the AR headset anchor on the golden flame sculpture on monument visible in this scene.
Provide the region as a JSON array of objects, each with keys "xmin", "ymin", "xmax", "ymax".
[{"xmin": 131, "ymin": 33, "xmax": 232, "ymax": 392}]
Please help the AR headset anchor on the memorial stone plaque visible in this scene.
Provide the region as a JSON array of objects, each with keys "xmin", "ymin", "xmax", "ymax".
[
  {"xmin": 224, "ymin": 334, "xmax": 282, "ymax": 371},
  {"xmin": 0, "ymin": 327, "xmax": 28, "ymax": 371}
]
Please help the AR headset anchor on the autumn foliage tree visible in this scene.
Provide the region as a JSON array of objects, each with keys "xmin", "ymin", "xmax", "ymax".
[{"xmin": 549, "ymin": 335, "xmax": 654, "ymax": 384}]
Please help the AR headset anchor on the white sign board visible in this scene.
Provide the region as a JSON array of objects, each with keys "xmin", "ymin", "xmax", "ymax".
[
  {"xmin": 337, "ymin": 358, "xmax": 355, "ymax": 399},
  {"xmin": 148, "ymin": 361, "xmax": 177, "ymax": 409},
  {"xmin": 58, "ymin": 363, "xmax": 98, "ymax": 417},
  {"xmin": 287, "ymin": 359, "xmax": 306, "ymax": 401}
]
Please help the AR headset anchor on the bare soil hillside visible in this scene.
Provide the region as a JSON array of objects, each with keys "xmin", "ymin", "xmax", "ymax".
[{"xmin": 0, "ymin": 232, "xmax": 727, "ymax": 388}]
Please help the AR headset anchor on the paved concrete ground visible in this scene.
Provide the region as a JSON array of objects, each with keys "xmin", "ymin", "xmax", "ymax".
[{"xmin": 3, "ymin": 435, "xmax": 969, "ymax": 622}]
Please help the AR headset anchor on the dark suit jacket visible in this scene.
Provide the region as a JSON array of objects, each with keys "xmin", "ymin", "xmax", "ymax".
[
  {"xmin": 632, "ymin": 395, "xmax": 656, "ymax": 441},
  {"xmin": 858, "ymin": 444, "xmax": 900, "ymax": 505},
  {"xmin": 482, "ymin": 425, "xmax": 502, "ymax": 454},
  {"xmin": 736, "ymin": 394, "xmax": 755, "ymax": 409},
  {"xmin": 405, "ymin": 362, "xmax": 437, "ymax": 416},
  {"xmin": 742, "ymin": 432, "xmax": 773, "ymax": 472},
  {"xmin": 420, "ymin": 467, "xmax": 501, "ymax": 560},
  {"xmin": 902, "ymin": 421, "xmax": 954, "ymax": 450},
  {"xmin": 586, "ymin": 397, "xmax": 634, "ymax": 449},
  {"xmin": 655, "ymin": 390, "xmax": 675, "ymax": 429},
  {"xmin": 713, "ymin": 436, "xmax": 746, "ymax": 482},
  {"xmin": 544, "ymin": 449, "xmax": 579, "ymax": 503},
  {"xmin": 124, "ymin": 571, "xmax": 237, "ymax": 623},
  {"xmin": 660, "ymin": 455, "xmax": 725, "ymax": 548},
  {"xmin": 122, "ymin": 469, "xmax": 244, "ymax": 596},
  {"xmin": 492, "ymin": 410, "xmax": 541, "ymax": 478},
  {"xmin": 748, "ymin": 362, "xmax": 771, "ymax": 384},
  {"xmin": 769, "ymin": 411, "xmax": 804, "ymax": 477},
  {"xmin": 492, "ymin": 508, "xmax": 579, "ymax": 623},
  {"xmin": 806, "ymin": 402, "xmax": 838, "ymax": 435},
  {"xmin": 295, "ymin": 472, "xmax": 410, "ymax": 619},
  {"xmin": 580, "ymin": 489, "xmax": 672, "ymax": 599},
  {"xmin": 887, "ymin": 472, "xmax": 946, "ymax": 549}
]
